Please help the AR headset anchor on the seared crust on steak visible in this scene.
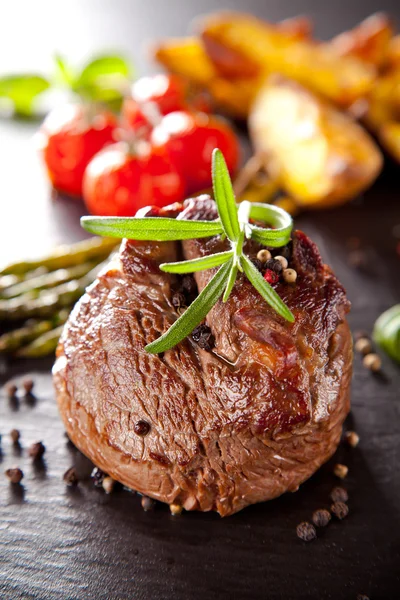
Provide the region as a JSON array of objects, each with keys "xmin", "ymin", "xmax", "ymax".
[{"xmin": 54, "ymin": 197, "xmax": 352, "ymax": 516}]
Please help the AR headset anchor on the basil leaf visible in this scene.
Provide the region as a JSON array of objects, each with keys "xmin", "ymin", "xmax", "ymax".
[
  {"xmin": 212, "ymin": 148, "xmax": 240, "ymax": 242},
  {"xmin": 74, "ymin": 55, "xmax": 132, "ymax": 103},
  {"xmin": 160, "ymin": 251, "xmax": 233, "ymax": 273},
  {"xmin": 81, "ymin": 216, "xmax": 223, "ymax": 240},
  {"xmin": 241, "ymin": 255, "xmax": 295, "ymax": 322},
  {"xmin": 0, "ymin": 75, "xmax": 50, "ymax": 116},
  {"xmin": 222, "ymin": 263, "xmax": 238, "ymax": 302},
  {"xmin": 146, "ymin": 260, "xmax": 231, "ymax": 354},
  {"xmin": 77, "ymin": 55, "xmax": 132, "ymax": 85},
  {"xmin": 373, "ymin": 304, "xmax": 400, "ymax": 363},
  {"xmin": 54, "ymin": 54, "xmax": 75, "ymax": 87}
]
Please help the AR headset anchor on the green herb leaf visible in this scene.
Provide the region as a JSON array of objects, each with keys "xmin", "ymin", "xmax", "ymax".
[
  {"xmin": 77, "ymin": 55, "xmax": 132, "ymax": 86},
  {"xmin": 222, "ymin": 263, "xmax": 238, "ymax": 302},
  {"xmin": 145, "ymin": 260, "xmax": 232, "ymax": 354},
  {"xmin": 74, "ymin": 54, "xmax": 132, "ymax": 104},
  {"xmin": 81, "ymin": 216, "xmax": 223, "ymax": 241},
  {"xmin": 251, "ymin": 230, "xmax": 291, "ymax": 247},
  {"xmin": 54, "ymin": 54, "xmax": 75, "ymax": 87},
  {"xmin": 212, "ymin": 148, "xmax": 240, "ymax": 242},
  {"xmin": 160, "ymin": 251, "xmax": 233, "ymax": 274},
  {"xmin": 241, "ymin": 255, "xmax": 295, "ymax": 322},
  {"xmin": 0, "ymin": 75, "xmax": 50, "ymax": 116},
  {"xmin": 373, "ymin": 304, "xmax": 400, "ymax": 363},
  {"xmin": 248, "ymin": 202, "xmax": 292, "ymax": 247}
]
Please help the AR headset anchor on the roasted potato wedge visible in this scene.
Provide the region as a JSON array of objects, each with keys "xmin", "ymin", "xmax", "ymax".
[
  {"xmin": 386, "ymin": 35, "xmax": 400, "ymax": 71},
  {"xmin": 327, "ymin": 12, "xmax": 393, "ymax": 68},
  {"xmin": 203, "ymin": 15, "xmax": 313, "ymax": 79},
  {"xmin": 364, "ymin": 68, "xmax": 400, "ymax": 162},
  {"xmin": 365, "ymin": 68, "xmax": 400, "ymax": 127},
  {"xmin": 153, "ymin": 36, "xmax": 261, "ymax": 117},
  {"xmin": 249, "ymin": 77, "xmax": 383, "ymax": 208},
  {"xmin": 153, "ymin": 37, "xmax": 216, "ymax": 85},
  {"xmin": 200, "ymin": 12, "xmax": 376, "ymax": 106},
  {"xmin": 379, "ymin": 121, "xmax": 400, "ymax": 162},
  {"xmin": 276, "ymin": 15, "xmax": 314, "ymax": 40}
]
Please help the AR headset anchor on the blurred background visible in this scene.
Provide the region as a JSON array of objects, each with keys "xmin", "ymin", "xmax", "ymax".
[
  {"xmin": 1, "ymin": 0, "xmax": 400, "ymax": 261},
  {"xmin": 0, "ymin": 0, "xmax": 400, "ymax": 356}
]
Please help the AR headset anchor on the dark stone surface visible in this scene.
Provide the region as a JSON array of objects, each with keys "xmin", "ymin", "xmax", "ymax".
[{"xmin": 1, "ymin": 1, "xmax": 400, "ymax": 598}]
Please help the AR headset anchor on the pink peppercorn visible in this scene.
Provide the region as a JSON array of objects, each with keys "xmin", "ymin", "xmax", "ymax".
[{"xmin": 264, "ymin": 269, "xmax": 279, "ymax": 284}]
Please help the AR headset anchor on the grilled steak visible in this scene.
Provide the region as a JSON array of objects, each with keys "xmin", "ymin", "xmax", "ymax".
[{"xmin": 53, "ymin": 196, "xmax": 352, "ymax": 516}]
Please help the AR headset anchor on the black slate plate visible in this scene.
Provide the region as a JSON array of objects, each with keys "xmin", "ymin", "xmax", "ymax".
[
  {"xmin": 1, "ymin": 1, "xmax": 400, "ymax": 598},
  {"xmin": 1, "ymin": 178, "xmax": 400, "ymax": 600}
]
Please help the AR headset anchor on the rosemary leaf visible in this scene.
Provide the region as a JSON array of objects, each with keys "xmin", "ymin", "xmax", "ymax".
[
  {"xmin": 251, "ymin": 230, "xmax": 291, "ymax": 247},
  {"xmin": 81, "ymin": 216, "xmax": 223, "ymax": 241},
  {"xmin": 241, "ymin": 255, "xmax": 295, "ymax": 322},
  {"xmin": 222, "ymin": 263, "xmax": 239, "ymax": 302},
  {"xmin": 160, "ymin": 251, "xmax": 233, "ymax": 274},
  {"xmin": 212, "ymin": 149, "xmax": 240, "ymax": 242},
  {"xmin": 145, "ymin": 260, "xmax": 232, "ymax": 354}
]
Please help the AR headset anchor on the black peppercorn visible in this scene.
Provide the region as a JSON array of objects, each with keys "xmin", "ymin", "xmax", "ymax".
[
  {"xmin": 5, "ymin": 383, "xmax": 18, "ymax": 398},
  {"xmin": 22, "ymin": 378, "xmax": 34, "ymax": 394},
  {"xmin": 296, "ymin": 521, "xmax": 317, "ymax": 542},
  {"xmin": 331, "ymin": 501, "xmax": 349, "ymax": 520},
  {"xmin": 172, "ymin": 292, "xmax": 186, "ymax": 310},
  {"xmin": 141, "ymin": 495, "xmax": 155, "ymax": 511},
  {"xmin": 63, "ymin": 467, "xmax": 79, "ymax": 486},
  {"xmin": 91, "ymin": 467, "xmax": 106, "ymax": 487},
  {"xmin": 192, "ymin": 324, "xmax": 215, "ymax": 351},
  {"xmin": 312, "ymin": 509, "xmax": 331, "ymax": 528},
  {"xmin": 134, "ymin": 420, "xmax": 151, "ymax": 436},
  {"xmin": 330, "ymin": 486, "xmax": 348, "ymax": 503},
  {"xmin": 5, "ymin": 467, "xmax": 23, "ymax": 484},
  {"xmin": 28, "ymin": 441, "xmax": 45, "ymax": 460},
  {"xmin": 251, "ymin": 258, "xmax": 264, "ymax": 272},
  {"xmin": 276, "ymin": 244, "xmax": 292, "ymax": 261},
  {"xmin": 10, "ymin": 429, "xmax": 20, "ymax": 444},
  {"xmin": 265, "ymin": 258, "xmax": 283, "ymax": 274}
]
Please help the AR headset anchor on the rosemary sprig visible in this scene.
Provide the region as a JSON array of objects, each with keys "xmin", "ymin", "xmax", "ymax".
[{"xmin": 81, "ymin": 148, "xmax": 295, "ymax": 354}]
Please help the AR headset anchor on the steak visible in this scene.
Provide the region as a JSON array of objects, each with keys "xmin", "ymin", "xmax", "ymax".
[{"xmin": 53, "ymin": 196, "xmax": 352, "ymax": 517}]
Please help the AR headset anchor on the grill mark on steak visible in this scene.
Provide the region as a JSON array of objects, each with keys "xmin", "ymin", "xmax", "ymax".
[{"xmin": 54, "ymin": 196, "xmax": 352, "ymax": 516}]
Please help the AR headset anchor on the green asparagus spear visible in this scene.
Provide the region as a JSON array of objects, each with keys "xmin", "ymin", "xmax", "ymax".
[
  {"xmin": 0, "ymin": 259, "xmax": 108, "ymax": 321},
  {"xmin": 1, "ymin": 261, "xmax": 98, "ymax": 299},
  {"xmin": 16, "ymin": 325, "xmax": 65, "ymax": 358},
  {"xmin": 0, "ymin": 236, "xmax": 118, "ymax": 276},
  {"xmin": 0, "ymin": 309, "xmax": 69, "ymax": 354},
  {"xmin": 0, "ymin": 274, "xmax": 22, "ymax": 292},
  {"xmin": 0, "ymin": 281, "xmax": 84, "ymax": 320},
  {"xmin": 0, "ymin": 320, "xmax": 52, "ymax": 353}
]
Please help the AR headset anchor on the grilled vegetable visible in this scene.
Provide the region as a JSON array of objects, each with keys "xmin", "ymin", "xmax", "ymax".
[
  {"xmin": 153, "ymin": 37, "xmax": 256, "ymax": 118},
  {"xmin": 0, "ymin": 260, "xmax": 107, "ymax": 321},
  {"xmin": 16, "ymin": 325, "xmax": 65, "ymax": 358},
  {"xmin": 200, "ymin": 12, "xmax": 376, "ymax": 107},
  {"xmin": 364, "ymin": 68, "xmax": 400, "ymax": 163},
  {"xmin": 1, "ymin": 261, "xmax": 97, "ymax": 299},
  {"xmin": 0, "ymin": 310, "xmax": 68, "ymax": 354},
  {"xmin": 249, "ymin": 77, "xmax": 383, "ymax": 208},
  {"xmin": 0, "ymin": 321, "xmax": 52, "ymax": 353},
  {"xmin": 0, "ymin": 236, "xmax": 117, "ymax": 276},
  {"xmin": 327, "ymin": 12, "xmax": 393, "ymax": 67}
]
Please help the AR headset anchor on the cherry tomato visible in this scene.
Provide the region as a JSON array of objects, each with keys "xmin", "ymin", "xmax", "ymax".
[
  {"xmin": 41, "ymin": 103, "xmax": 117, "ymax": 197},
  {"xmin": 151, "ymin": 111, "xmax": 240, "ymax": 194},
  {"xmin": 122, "ymin": 74, "xmax": 187, "ymax": 132},
  {"xmin": 82, "ymin": 143, "xmax": 185, "ymax": 216}
]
